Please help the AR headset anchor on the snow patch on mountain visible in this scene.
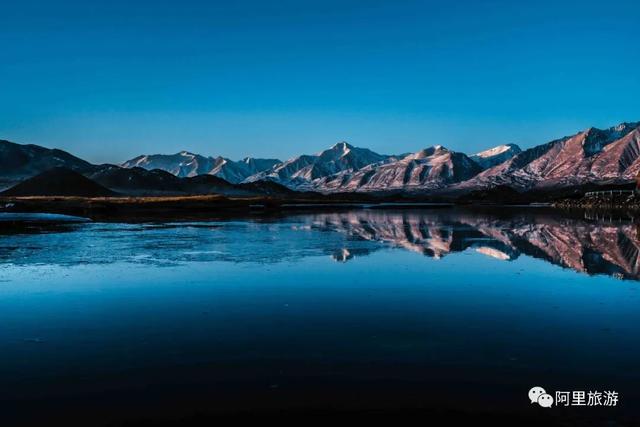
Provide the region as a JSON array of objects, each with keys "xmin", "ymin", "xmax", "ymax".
[{"xmin": 470, "ymin": 144, "xmax": 521, "ymax": 169}]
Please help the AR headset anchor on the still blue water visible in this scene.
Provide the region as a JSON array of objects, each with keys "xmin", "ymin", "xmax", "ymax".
[{"xmin": 0, "ymin": 209, "xmax": 638, "ymax": 423}]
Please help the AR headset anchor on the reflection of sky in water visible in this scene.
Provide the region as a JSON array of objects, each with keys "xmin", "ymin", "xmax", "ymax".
[{"xmin": 1, "ymin": 210, "xmax": 640, "ymax": 422}]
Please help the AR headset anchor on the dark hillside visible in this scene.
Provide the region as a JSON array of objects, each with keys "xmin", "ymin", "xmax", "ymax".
[{"xmin": 1, "ymin": 167, "xmax": 115, "ymax": 197}]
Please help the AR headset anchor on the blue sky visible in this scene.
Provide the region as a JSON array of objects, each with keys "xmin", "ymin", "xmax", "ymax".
[{"xmin": 1, "ymin": 0, "xmax": 638, "ymax": 163}]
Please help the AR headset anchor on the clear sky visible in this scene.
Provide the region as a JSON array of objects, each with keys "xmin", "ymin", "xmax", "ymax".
[{"xmin": 1, "ymin": 0, "xmax": 639, "ymax": 164}]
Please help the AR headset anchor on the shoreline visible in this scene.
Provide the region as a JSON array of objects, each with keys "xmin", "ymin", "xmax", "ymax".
[{"xmin": 0, "ymin": 194, "xmax": 620, "ymax": 224}]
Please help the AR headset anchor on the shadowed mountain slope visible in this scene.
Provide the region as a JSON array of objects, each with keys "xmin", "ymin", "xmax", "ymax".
[{"xmin": 1, "ymin": 167, "xmax": 115, "ymax": 197}]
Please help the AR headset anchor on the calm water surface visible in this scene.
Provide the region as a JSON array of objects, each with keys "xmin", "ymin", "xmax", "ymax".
[{"xmin": 1, "ymin": 208, "xmax": 639, "ymax": 424}]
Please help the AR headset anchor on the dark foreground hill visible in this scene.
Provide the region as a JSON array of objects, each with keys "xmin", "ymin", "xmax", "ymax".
[
  {"xmin": 1, "ymin": 165, "xmax": 302, "ymax": 199},
  {"xmin": 87, "ymin": 166, "xmax": 296, "ymax": 197},
  {"xmin": 235, "ymin": 179, "xmax": 296, "ymax": 196},
  {"xmin": 87, "ymin": 166, "xmax": 187, "ymax": 196},
  {"xmin": 0, "ymin": 167, "xmax": 116, "ymax": 197}
]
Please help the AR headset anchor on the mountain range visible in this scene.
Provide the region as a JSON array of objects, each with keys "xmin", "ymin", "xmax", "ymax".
[
  {"xmin": 0, "ymin": 140, "xmax": 294, "ymax": 197},
  {"xmin": 121, "ymin": 151, "xmax": 281, "ymax": 183},
  {"xmin": 122, "ymin": 120, "xmax": 640, "ymax": 193},
  {"xmin": 1, "ymin": 120, "xmax": 639, "ymax": 197}
]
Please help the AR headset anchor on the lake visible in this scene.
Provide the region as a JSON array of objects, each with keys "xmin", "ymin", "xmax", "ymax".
[{"xmin": 1, "ymin": 208, "xmax": 639, "ymax": 425}]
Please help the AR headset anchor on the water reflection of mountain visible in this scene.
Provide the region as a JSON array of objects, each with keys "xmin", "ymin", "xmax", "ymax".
[
  {"xmin": 307, "ymin": 210, "xmax": 640, "ymax": 280},
  {"xmin": 1, "ymin": 209, "xmax": 639, "ymax": 280}
]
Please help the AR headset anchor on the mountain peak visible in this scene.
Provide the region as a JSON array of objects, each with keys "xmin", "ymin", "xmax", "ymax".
[
  {"xmin": 473, "ymin": 144, "xmax": 521, "ymax": 158},
  {"xmin": 612, "ymin": 121, "xmax": 640, "ymax": 132},
  {"xmin": 330, "ymin": 141, "xmax": 353, "ymax": 152},
  {"xmin": 470, "ymin": 143, "xmax": 522, "ymax": 170},
  {"xmin": 412, "ymin": 145, "xmax": 449, "ymax": 159}
]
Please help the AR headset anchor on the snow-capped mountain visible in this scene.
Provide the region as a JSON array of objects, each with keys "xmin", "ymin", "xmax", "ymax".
[
  {"xmin": 309, "ymin": 145, "xmax": 482, "ymax": 192},
  {"xmin": 459, "ymin": 121, "xmax": 640, "ymax": 190},
  {"xmin": 122, "ymin": 151, "xmax": 216, "ymax": 177},
  {"xmin": 121, "ymin": 151, "xmax": 280, "ymax": 183},
  {"xmin": 470, "ymin": 144, "xmax": 521, "ymax": 169},
  {"xmin": 244, "ymin": 142, "xmax": 394, "ymax": 186},
  {"xmin": 207, "ymin": 156, "xmax": 281, "ymax": 183}
]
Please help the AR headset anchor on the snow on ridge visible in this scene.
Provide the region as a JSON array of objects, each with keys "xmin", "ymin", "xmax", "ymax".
[
  {"xmin": 470, "ymin": 144, "xmax": 522, "ymax": 170},
  {"xmin": 472, "ymin": 144, "xmax": 519, "ymax": 159}
]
